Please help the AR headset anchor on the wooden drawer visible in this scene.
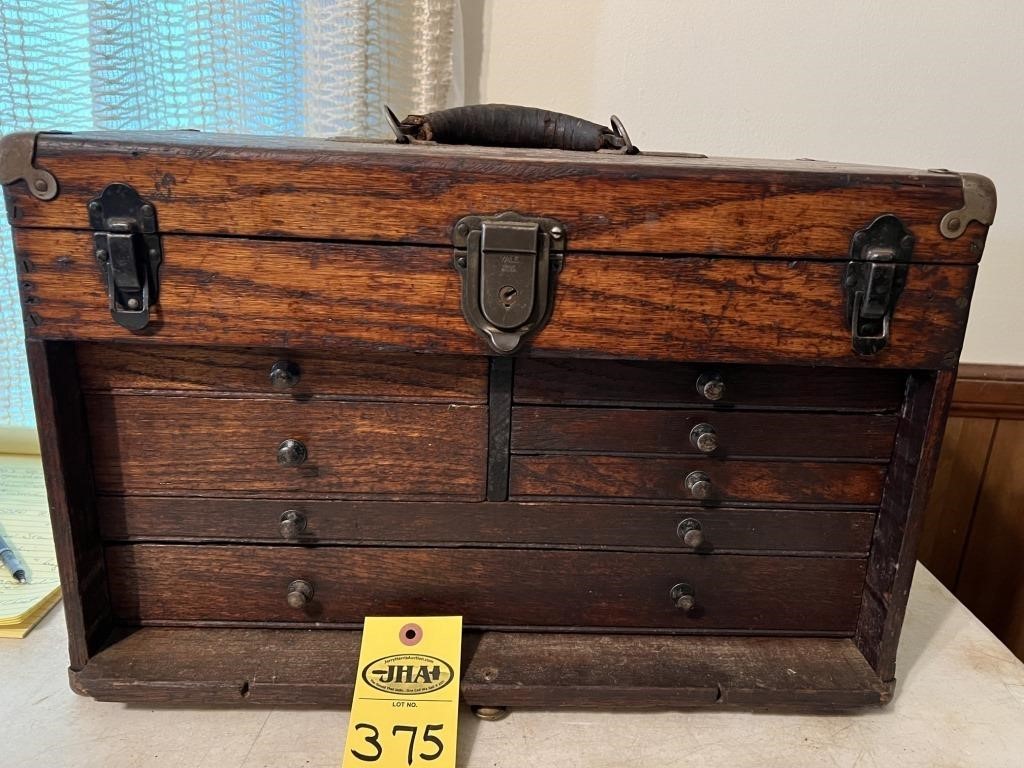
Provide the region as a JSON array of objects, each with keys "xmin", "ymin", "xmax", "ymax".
[
  {"xmin": 105, "ymin": 544, "xmax": 867, "ymax": 633},
  {"xmin": 509, "ymin": 455, "xmax": 885, "ymax": 505},
  {"xmin": 85, "ymin": 394, "xmax": 487, "ymax": 499},
  {"xmin": 515, "ymin": 359, "xmax": 907, "ymax": 411},
  {"xmin": 97, "ymin": 497, "xmax": 876, "ymax": 554},
  {"xmin": 512, "ymin": 407, "xmax": 898, "ymax": 459},
  {"xmin": 76, "ymin": 343, "xmax": 487, "ymax": 403}
]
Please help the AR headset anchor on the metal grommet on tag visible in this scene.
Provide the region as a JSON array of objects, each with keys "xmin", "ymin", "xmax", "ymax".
[{"xmin": 400, "ymin": 622, "xmax": 423, "ymax": 646}]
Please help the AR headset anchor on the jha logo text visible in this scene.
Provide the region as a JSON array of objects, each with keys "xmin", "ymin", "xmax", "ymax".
[{"xmin": 361, "ymin": 654, "xmax": 454, "ymax": 695}]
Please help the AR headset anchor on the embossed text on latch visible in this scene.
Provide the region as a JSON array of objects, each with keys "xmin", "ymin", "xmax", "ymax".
[{"xmin": 452, "ymin": 212, "xmax": 564, "ymax": 354}]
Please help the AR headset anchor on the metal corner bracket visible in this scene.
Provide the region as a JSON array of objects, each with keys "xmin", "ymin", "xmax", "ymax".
[
  {"xmin": 0, "ymin": 132, "xmax": 58, "ymax": 200},
  {"xmin": 939, "ymin": 173, "xmax": 997, "ymax": 239}
]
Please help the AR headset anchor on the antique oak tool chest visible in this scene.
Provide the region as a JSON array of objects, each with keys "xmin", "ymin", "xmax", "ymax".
[{"xmin": 0, "ymin": 106, "xmax": 996, "ymax": 711}]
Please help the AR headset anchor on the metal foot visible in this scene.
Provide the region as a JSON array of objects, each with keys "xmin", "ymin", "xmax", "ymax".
[{"xmin": 471, "ymin": 705, "xmax": 509, "ymax": 721}]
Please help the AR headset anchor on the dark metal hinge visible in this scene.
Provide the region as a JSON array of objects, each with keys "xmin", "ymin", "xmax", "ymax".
[
  {"xmin": 452, "ymin": 211, "xmax": 565, "ymax": 354},
  {"xmin": 843, "ymin": 214, "xmax": 912, "ymax": 356},
  {"xmin": 88, "ymin": 183, "xmax": 162, "ymax": 330}
]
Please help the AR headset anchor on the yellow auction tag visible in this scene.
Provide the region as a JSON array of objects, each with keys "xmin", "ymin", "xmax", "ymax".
[{"xmin": 343, "ymin": 616, "xmax": 462, "ymax": 768}]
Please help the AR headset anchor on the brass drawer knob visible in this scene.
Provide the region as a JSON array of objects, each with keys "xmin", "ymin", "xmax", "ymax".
[
  {"xmin": 696, "ymin": 371, "xmax": 724, "ymax": 401},
  {"xmin": 280, "ymin": 510, "xmax": 306, "ymax": 539},
  {"xmin": 277, "ymin": 438, "xmax": 308, "ymax": 467},
  {"xmin": 677, "ymin": 518, "xmax": 705, "ymax": 548},
  {"xmin": 269, "ymin": 360, "xmax": 301, "ymax": 389},
  {"xmin": 286, "ymin": 579, "xmax": 315, "ymax": 609},
  {"xmin": 689, "ymin": 423, "xmax": 718, "ymax": 453},
  {"xmin": 670, "ymin": 582, "xmax": 696, "ymax": 614},
  {"xmin": 684, "ymin": 470, "xmax": 711, "ymax": 499}
]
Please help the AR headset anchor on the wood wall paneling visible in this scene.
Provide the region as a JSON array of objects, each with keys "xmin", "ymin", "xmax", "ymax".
[
  {"xmin": 954, "ymin": 420, "xmax": 1024, "ymax": 656},
  {"xmin": 920, "ymin": 364, "xmax": 1024, "ymax": 662}
]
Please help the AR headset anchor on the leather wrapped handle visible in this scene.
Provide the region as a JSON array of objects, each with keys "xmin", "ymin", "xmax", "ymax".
[{"xmin": 390, "ymin": 104, "xmax": 635, "ymax": 152}]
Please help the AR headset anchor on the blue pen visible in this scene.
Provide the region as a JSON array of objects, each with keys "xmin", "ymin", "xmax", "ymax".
[{"xmin": 0, "ymin": 533, "xmax": 27, "ymax": 583}]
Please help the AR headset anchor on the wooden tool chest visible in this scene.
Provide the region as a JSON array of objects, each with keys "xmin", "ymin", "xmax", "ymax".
[{"xmin": 0, "ymin": 107, "xmax": 996, "ymax": 710}]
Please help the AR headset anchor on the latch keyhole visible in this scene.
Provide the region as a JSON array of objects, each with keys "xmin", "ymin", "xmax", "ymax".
[{"xmin": 498, "ymin": 285, "xmax": 518, "ymax": 307}]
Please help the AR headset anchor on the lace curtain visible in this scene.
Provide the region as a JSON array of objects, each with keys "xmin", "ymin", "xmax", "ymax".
[{"xmin": 0, "ymin": 0, "xmax": 459, "ymax": 432}]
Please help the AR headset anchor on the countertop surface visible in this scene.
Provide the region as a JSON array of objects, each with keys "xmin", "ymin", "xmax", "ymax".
[{"xmin": 2, "ymin": 565, "xmax": 1023, "ymax": 768}]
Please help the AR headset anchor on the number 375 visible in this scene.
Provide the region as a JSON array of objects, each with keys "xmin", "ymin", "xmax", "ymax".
[{"xmin": 350, "ymin": 723, "xmax": 445, "ymax": 766}]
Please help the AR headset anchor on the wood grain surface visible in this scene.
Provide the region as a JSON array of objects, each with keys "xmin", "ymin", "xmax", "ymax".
[
  {"xmin": 15, "ymin": 230, "xmax": 974, "ymax": 367},
  {"xmin": 76, "ymin": 343, "xmax": 487, "ymax": 402},
  {"xmin": 514, "ymin": 358, "xmax": 908, "ymax": 409},
  {"xmin": 512, "ymin": 407, "xmax": 898, "ymax": 459},
  {"xmin": 5, "ymin": 131, "xmax": 984, "ymax": 263},
  {"xmin": 104, "ymin": 544, "xmax": 867, "ymax": 632},
  {"xmin": 25, "ymin": 341, "xmax": 111, "ymax": 669},
  {"xmin": 855, "ymin": 370, "xmax": 955, "ymax": 680},
  {"xmin": 71, "ymin": 627, "xmax": 890, "ymax": 709},
  {"xmin": 510, "ymin": 455, "xmax": 886, "ymax": 505},
  {"xmin": 95, "ymin": 496, "xmax": 876, "ymax": 555},
  {"xmin": 84, "ymin": 393, "xmax": 487, "ymax": 498}
]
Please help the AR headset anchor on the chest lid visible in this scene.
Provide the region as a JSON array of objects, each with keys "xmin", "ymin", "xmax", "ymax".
[
  {"xmin": 0, "ymin": 105, "xmax": 996, "ymax": 368},
  {"xmin": 1, "ymin": 107, "xmax": 993, "ymax": 262}
]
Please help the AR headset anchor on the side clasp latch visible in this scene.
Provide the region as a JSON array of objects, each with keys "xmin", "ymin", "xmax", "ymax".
[
  {"xmin": 89, "ymin": 183, "xmax": 162, "ymax": 331},
  {"xmin": 452, "ymin": 211, "xmax": 565, "ymax": 354},
  {"xmin": 843, "ymin": 214, "xmax": 912, "ymax": 356}
]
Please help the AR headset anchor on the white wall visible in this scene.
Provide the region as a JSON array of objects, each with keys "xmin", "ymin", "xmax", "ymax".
[{"xmin": 464, "ymin": 0, "xmax": 1024, "ymax": 364}]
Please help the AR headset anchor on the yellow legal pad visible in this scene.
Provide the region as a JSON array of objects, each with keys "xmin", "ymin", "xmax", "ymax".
[{"xmin": 0, "ymin": 453, "xmax": 61, "ymax": 638}]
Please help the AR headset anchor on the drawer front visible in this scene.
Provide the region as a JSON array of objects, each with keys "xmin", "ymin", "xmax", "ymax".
[
  {"xmin": 105, "ymin": 544, "xmax": 867, "ymax": 632},
  {"xmin": 512, "ymin": 407, "xmax": 898, "ymax": 459},
  {"xmin": 76, "ymin": 343, "xmax": 487, "ymax": 402},
  {"xmin": 97, "ymin": 497, "xmax": 876, "ymax": 554},
  {"xmin": 509, "ymin": 456, "xmax": 885, "ymax": 505},
  {"xmin": 515, "ymin": 359, "xmax": 906, "ymax": 411},
  {"xmin": 86, "ymin": 394, "xmax": 487, "ymax": 499}
]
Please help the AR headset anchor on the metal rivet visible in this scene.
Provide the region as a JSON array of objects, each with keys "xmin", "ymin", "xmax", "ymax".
[
  {"xmin": 900, "ymin": 235, "xmax": 915, "ymax": 252},
  {"xmin": 456, "ymin": 222, "xmax": 469, "ymax": 237},
  {"xmin": 95, "ymin": 249, "xmax": 108, "ymax": 262},
  {"xmin": 32, "ymin": 178, "xmax": 48, "ymax": 192},
  {"xmin": 141, "ymin": 204, "xmax": 154, "ymax": 217},
  {"xmin": 456, "ymin": 255, "xmax": 467, "ymax": 268},
  {"xmin": 149, "ymin": 248, "xmax": 160, "ymax": 259},
  {"xmin": 550, "ymin": 225, "xmax": 564, "ymax": 240},
  {"xmin": 947, "ymin": 217, "xmax": 961, "ymax": 231},
  {"xmin": 126, "ymin": 297, "xmax": 140, "ymax": 310},
  {"xmin": 88, "ymin": 201, "xmax": 101, "ymax": 213}
]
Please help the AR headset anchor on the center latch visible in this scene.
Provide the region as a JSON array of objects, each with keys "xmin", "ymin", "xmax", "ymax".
[{"xmin": 452, "ymin": 211, "xmax": 565, "ymax": 354}]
